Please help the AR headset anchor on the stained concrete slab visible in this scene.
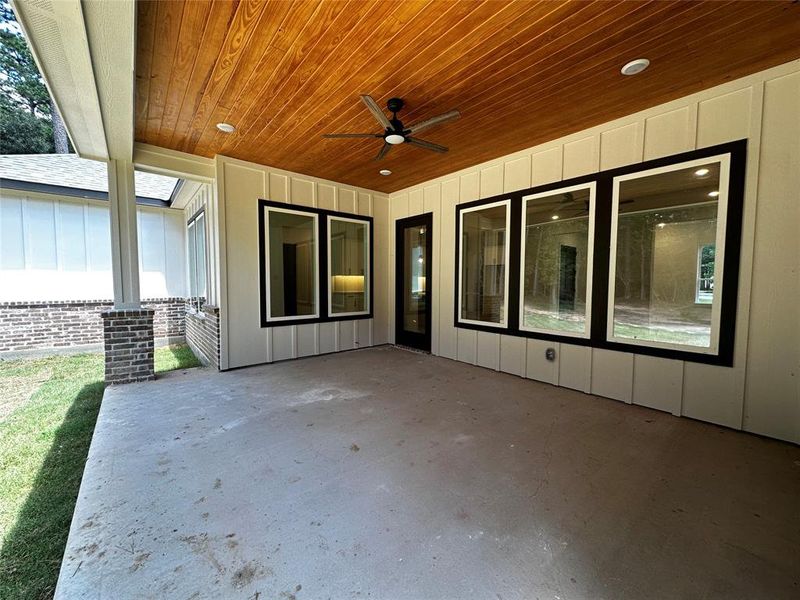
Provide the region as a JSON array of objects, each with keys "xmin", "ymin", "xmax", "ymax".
[{"xmin": 56, "ymin": 347, "xmax": 800, "ymax": 599}]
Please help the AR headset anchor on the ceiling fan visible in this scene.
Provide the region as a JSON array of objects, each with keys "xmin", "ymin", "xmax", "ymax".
[{"xmin": 323, "ymin": 95, "xmax": 460, "ymax": 160}]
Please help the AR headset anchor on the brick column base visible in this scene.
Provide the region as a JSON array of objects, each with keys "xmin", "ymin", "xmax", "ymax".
[{"xmin": 101, "ymin": 308, "xmax": 155, "ymax": 384}]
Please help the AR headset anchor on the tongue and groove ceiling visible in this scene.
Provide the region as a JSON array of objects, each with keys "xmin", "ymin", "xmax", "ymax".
[{"xmin": 135, "ymin": 0, "xmax": 800, "ymax": 193}]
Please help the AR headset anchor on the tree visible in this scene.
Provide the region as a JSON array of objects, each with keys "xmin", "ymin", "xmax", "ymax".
[
  {"xmin": 0, "ymin": 0, "xmax": 70, "ymax": 153},
  {"xmin": 0, "ymin": 95, "xmax": 54, "ymax": 153},
  {"xmin": 50, "ymin": 100, "xmax": 69, "ymax": 153}
]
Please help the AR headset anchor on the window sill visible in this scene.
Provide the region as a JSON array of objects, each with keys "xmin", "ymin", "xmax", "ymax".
[{"xmin": 186, "ymin": 306, "xmax": 206, "ymax": 319}]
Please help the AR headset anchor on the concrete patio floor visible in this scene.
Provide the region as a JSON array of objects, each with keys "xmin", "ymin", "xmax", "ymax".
[{"xmin": 56, "ymin": 346, "xmax": 800, "ymax": 599}]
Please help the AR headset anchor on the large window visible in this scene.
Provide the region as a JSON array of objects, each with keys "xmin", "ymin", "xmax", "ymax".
[
  {"xmin": 608, "ymin": 155, "xmax": 729, "ymax": 353},
  {"xmin": 458, "ymin": 200, "xmax": 510, "ymax": 327},
  {"xmin": 258, "ymin": 200, "xmax": 373, "ymax": 327},
  {"xmin": 453, "ymin": 140, "xmax": 745, "ymax": 365},
  {"xmin": 264, "ymin": 207, "xmax": 319, "ymax": 321},
  {"xmin": 187, "ymin": 211, "xmax": 207, "ymax": 312},
  {"xmin": 519, "ymin": 183, "xmax": 595, "ymax": 337},
  {"xmin": 328, "ymin": 216, "xmax": 369, "ymax": 316}
]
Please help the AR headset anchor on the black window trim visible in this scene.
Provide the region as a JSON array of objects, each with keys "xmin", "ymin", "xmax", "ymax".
[
  {"xmin": 456, "ymin": 197, "xmax": 513, "ymax": 329},
  {"xmin": 326, "ymin": 214, "xmax": 372, "ymax": 319},
  {"xmin": 518, "ymin": 180, "xmax": 598, "ymax": 340},
  {"xmin": 258, "ymin": 199, "xmax": 374, "ymax": 328},
  {"xmin": 454, "ymin": 139, "xmax": 747, "ymax": 367}
]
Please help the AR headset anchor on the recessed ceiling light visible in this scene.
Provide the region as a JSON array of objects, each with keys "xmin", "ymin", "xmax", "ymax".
[
  {"xmin": 379, "ymin": 169, "xmax": 392, "ymax": 176},
  {"xmin": 417, "ymin": 256, "xmax": 424, "ymax": 264},
  {"xmin": 216, "ymin": 122, "xmax": 236, "ymax": 133},
  {"xmin": 694, "ymin": 168, "xmax": 710, "ymax": 177},
  {"xmin": 551, "ymin": 215, "xmax": 559, "ymax": 220},
  {"xmin": 708, "ymin": 190, "xmax": 720, "ymax": 197},
  {"xmin": 621, "ymin": 58, "xmax": 650, "ymax": 76}
]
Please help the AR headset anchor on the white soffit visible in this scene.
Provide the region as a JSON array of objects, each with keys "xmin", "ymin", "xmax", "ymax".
[
  {"xmin": 10, "ymin": 0, "xmax": 107, "ymax": 160},
  {"xmin": 170, "ymin": 179, "xmax": 205, "ymax": 211}
]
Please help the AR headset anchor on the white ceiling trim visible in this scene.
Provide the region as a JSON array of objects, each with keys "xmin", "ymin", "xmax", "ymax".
[{"xmin": 134, "ymin": 143, "xmax": 216, "ymax": 183}]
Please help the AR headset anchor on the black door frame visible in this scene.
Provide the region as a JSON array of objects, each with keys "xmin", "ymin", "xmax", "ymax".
[{"xmin": 395, "ymin": 213, "xmax": 433, "ymax": 351}]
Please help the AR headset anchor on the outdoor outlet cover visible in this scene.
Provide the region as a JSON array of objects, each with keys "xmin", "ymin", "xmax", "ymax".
[{"xmin": 545, "ymin": 348, "xmax": 556, "ymax": 361}]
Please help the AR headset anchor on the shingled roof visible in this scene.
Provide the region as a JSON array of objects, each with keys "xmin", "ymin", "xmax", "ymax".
[{"xmin": 0, "ymin": 154, "xmax": 178, "ymax": 201}]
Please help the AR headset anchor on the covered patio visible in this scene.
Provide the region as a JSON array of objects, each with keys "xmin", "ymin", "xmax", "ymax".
[
  {"xmin": 3, "ymin": 2, "xmax": 799, "ymax": 598},
  {"xmin": 57, "ymin": 347, "xmax": 800, "ymax": 599}
]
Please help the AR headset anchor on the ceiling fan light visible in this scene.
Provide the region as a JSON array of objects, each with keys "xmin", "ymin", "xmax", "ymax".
[{"xmin": 385, "ymin": 134, "xmax": 405, "ymax": 145}]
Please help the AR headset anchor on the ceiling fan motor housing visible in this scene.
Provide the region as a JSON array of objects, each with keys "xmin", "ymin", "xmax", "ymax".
[
  {"xmin": 386, "ymin": 97, "xmax": 404, "ymax": 114},
  {"xmin": 385, "ymin": 98, "xmax": 407, "ymax": 143}
]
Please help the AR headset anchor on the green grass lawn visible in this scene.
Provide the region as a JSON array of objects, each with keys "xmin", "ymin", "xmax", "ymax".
[{"xmin": 0, "ymin": 344, "xmax": 200, "ymax": 600}]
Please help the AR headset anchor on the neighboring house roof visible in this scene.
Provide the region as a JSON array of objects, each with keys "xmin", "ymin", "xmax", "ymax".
[{"xmin": 0, "ymin": 154, "xmax": 179, "ymax": 205}]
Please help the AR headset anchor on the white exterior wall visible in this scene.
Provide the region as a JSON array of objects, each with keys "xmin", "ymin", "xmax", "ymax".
[
  {"xmin": 215, "ymin": 155, "xmax": 389, "ymax": 371},
  {"xmin": 387, "ymin": 60, "xmax": 800, "ymax": 444},
  {"xmin": 0, "ymin": 189, "xmax": 186, "ymax": 300}
]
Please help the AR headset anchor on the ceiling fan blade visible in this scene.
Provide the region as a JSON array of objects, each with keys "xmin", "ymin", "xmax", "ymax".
[
  {"xmin": 407, "ymin": 110, "xmax": 460, "ymax": 135},
  {"xmin": 406, "ymin": 137, "xmax": 448, "ymax": 153},
  {"xmin": 361, "ymin": 95, "xmax": 391, "ymax": 129},
  {"xmin": 323, "ymin": 133, "xmax": 382, "ymax": 138},
  {"xmin": 375, "ymin": 142, "xmax": 391, "ymax": 161}
]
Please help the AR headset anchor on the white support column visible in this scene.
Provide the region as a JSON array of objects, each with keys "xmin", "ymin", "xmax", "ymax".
[{"xmin": 107, "ymin": 159, "xmax": 140, "ymax": 308}]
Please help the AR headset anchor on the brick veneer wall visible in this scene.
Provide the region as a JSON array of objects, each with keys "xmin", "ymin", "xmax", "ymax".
[
  {"xmin": 101, "ymin": 308, "xmax": 155, "ymax": 384},
  {"xmin": 185, "ymin": 304, "xmax": 220, "ymax": 369},
  {"xmin": 150, "ymin": 299, "xmax": 184, "ymax": 339},
  {"xmin": 0, "ymin": 298, "xmax": 184, "ymax": 353}
]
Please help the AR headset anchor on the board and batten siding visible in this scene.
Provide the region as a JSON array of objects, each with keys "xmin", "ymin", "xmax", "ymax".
[
  {"xmin": 215, "ymin": 155, "xmax": 389, "ymax": 371},
  {"xmin": 0, "ymin": 189, "xmax": 186, "ymax": 301},
  {"xmin": 386, "ymin": 60, "xmax": 800, "ymax": 445}
]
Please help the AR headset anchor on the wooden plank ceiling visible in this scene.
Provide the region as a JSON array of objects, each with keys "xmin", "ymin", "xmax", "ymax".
[{"xmin": 135, "ymin": 0, "xmax": 800, "ymax": 193}]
